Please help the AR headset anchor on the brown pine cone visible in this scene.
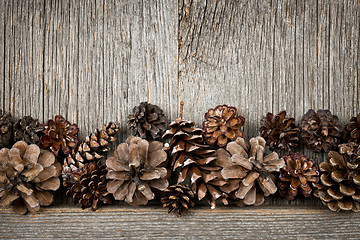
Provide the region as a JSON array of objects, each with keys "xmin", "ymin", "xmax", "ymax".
[
  {"xmin": 13, "ymin": 116, "xmax": 43, "ymax": 145},
  {"xmin": 0, "ymin": 141, "xmax": 61, "ymax": 214},
  {"xmin": 203, "ymin": 105, "xmax": 245, "ymax": 147},
  {"xmin": 161, "ymin": 184, "xmax": 194, "ymax": 217},
  {"xmin": 259, "ymin": 111, "xmax": 300, "ymax": 153},
  {"xmin": 66, "ymin": 161, "xmax": 112, "ymax": 211},
  {"xmin": 278, "ymin": 153, "xmax": 319, "ymax": 200},
  {"xmin": 0, "ymin": 110, "xmax": 14, "ymax": 148},
  {"xmin": 106, "ymin": 136, "xmax": 169, "ymax": 205},
  {"xmin": 128, "ymin": 102, "xmax": 167, "ymax": 140},
  {"xmin": 300, "ymin": 109, "xmax": 341, "ymax": 152},
  {"xmin": 216, "ymin": 137, "xmax": 284, "ymax": 206},
  {"xmin": 313, "ymin": 142, "xmax": 360, "ymax": 212},
  {"xmin": 342, "ymin": 114, "xmax": 360, "ymax": 144}
]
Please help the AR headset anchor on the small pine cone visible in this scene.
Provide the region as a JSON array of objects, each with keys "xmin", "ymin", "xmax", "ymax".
[
  {"xmin": 0, "ymin": 141, "xmax": 62, "ymax": 214},
  {"xmin": 0, "ymin": 110, "xmax": 14, "ymax": 148},
  {"xmin": 40, "ymin": 115, "xmax": 79, "ymax": 156},
  {"xmin": 300, "ymin": 109, "xmax": 341, "ymax": 152},
  {"xmin": 13, "ymin": 116, "xmax": 43, "ymax": 145},
  {"xmin": 259, "ymin": 111, "xmax": 300, "ymax": 153},
  {"xmin": 128, "ymin": 102, "xmax": 167, "ymax": 140},
  {"xmin": 342, "ymin": 114, "xmax": 360, "ymax": 144},
  {"xmin": 203, "ymin": 105, "xmax": 245, "ymax": 147},
  {"xmin": 216, "ymin": 137, "xmax": 284, "ymax": 206},
  {"xmin": 106, "ymin": 136, "xmax": 169, "ymax": 205},
  {"xmin": 161, "ymin": 184, "xmax": 195, "ymax": 217},
  {"xmin": 66, "ymin": 161, "xmax": 112, "ymax": 211},
  {"xmin": 278, "ymin": 153, "xmax": 319, "ymax": 200},
  {"xmin": 162, "ymin": 119, "xmax": 205, "ymax": 171},
  {"xmin": 313, "ymin": 142, "xmax": 360, "ymax": 212}
]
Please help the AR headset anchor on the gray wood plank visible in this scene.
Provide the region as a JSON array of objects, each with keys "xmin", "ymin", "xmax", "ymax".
[{"xmin": 0, "ymin": 0, "xmax": 4, "ymax": 110}]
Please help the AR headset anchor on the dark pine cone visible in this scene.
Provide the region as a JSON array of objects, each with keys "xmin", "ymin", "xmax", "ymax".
[
  {"xmin": 259, "ymin": 111, "xmax": 300, "ymax": 153},
  {"xmin": 342, "ymin": 114, "xmax": 360, "ymax": 144},
  {"xmin": 13, "ymin": 116, "xmax": 43, "ymax": 145},
  {"xmin": 67, "ymin": 161, "xmax": 112, "ymax": 211},
  {"xmin": 300, "ymin": 109, "xmax": 341, "ymax": 152},
  {"xmin": 161, "ymin": 184, "xmax": 195, "ymax": 217},
  {"xmin": 313, "ymin": 142, "xmax": 360, "ymax": 212},
  {"xmin": 278, "ymin": 153, "xmax": 319, "ymax": 200},
  {"xmin": 128, "ymin": 102, "xmax": 167, "ymax": 140},
  {"xmin": 40, "ymin": 115, "xmax": 79, "ymax": 156},
  {"xmin": 0, "ymin": 110, "xmax": 14, "ymax": 148}
]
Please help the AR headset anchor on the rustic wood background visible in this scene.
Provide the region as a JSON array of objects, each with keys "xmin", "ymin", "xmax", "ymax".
[{"xmin": 0, "ymin": 0, "xmax": 359, "ymax": 238}]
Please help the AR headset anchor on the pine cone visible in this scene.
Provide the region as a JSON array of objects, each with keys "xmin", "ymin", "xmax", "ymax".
[
  {"xmin": 106, "ymin": 136, "xmax": 169, "ymax": 205},
  {"xmin": 203, "ymin": 105, "xmax": 245, "ymax": 147},
  {"xmin": 313, "ymin": 142, "xmax": 360, "ymax": 212},
  {"xmin": 40, "ymin": 115, "xmax": 79, "ymax": 156},
  {"xmin": 161, "ymin": 184, "xmax": 194, "ymax": 217},
  {"xmin": 0, "ymin": 110, "xmax": 14, "ymax": 148},
  {"xmin": 278, "ymin": 153, "xmax": 319, "ymax": 200},
  {"xmin": 342, "ymin": 114, "xmax": 360, "ymax": 144},
  {"xmin": 300, "ymin": 109, "xmax": 341, "ymax": 152},
  {"xmin": 259, "ymin": 111, "xmax": 300, "ymax": 153},
  {"xmin": 66, "ymin": 161, "xmax": 112, "ymax": 211},
  {"xmin": 216, "ymin": 137, "xmax": 284, "ymax": 206},
  {"xmin": 0, "ymin": 141, "xmax": 61, "ymax": 214},
  {"xmin": 128, "ymin": 102, "xmax": 167, "ymax": 140},
  {"xmin": 13, "ymin": 116, "xmax": 43, "ymax": 145}
]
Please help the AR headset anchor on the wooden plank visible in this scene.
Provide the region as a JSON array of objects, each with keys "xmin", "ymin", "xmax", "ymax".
[
  {"xmin": 0, "ymin": 0, "xmax": 4, "ymax": 110},
  {"xmin": 0, "ymin": 205, "xmax": 359, "ymax": 239}
]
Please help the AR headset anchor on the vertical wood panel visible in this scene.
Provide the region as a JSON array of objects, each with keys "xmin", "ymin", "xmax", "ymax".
[{"xmin": 0, "ymin": 0, "xmax": 4, "ymax": 110}]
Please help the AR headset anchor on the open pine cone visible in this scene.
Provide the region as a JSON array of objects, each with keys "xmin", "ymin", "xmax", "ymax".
[
  {"xmin": 259, "ymin": 111, "xmax": 300, "ymax": 153},
  {"xmin": 13, "ymin": 116, "xmax": 43, "ymax": 145},
  {"xmin": 216, "ymin": 137, "xmax": 284, "ymax": 206},
  {"xmin": 300, "ymin": 109, "xmax": 341, "ymax": 152},
  {"xmin": 203, "ymin": 105, "xmax": 245, "ymax": 147},
  {"xmin": 161, "ymin": 184, "xmax": 195, "ymax": 217},
  {"xmin": 278, "ymin": 153, "xmax": 319, "ymax": 200},
  {"xmin": 0, "ymin": 141, "xmax": 61, "ymax": 214},
  {"xmin": 106, "ymin": 136, "xmax": 169, "ymax": 205},
  {"xmin": 342, "ymin": 114, "xmax": 360, "ymax": 144},
  {"xmin": 128, "ymin": 102, "xmax": 167, "ymax": 140},
  {"xmin": 0, "ymin": 110, "xmax": 14, "ymax": 148},
  {"xmin": 313, "ymin": 142, "xmax": 360, "ymax": 212}
]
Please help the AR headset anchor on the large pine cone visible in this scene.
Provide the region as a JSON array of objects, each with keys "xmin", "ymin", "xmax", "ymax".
[
  {"xmin": 0, "ymin": 110, "xmax": 14, "ymax": 148},
  {"xmin": 0, "ymin": 141, "xmax": 61, "ymax": 214},
  {"xmin": 313, "ymin": 142, "xmax": 360, "ymax": 212},
  {"xmin": 216, "ymin": 137, "xmax": 284, "ymax": 206},
  {"xmin": 40, "ymin": 115, "xmax": 79, "ymax": 156},
  {"xmin": 259, "ymin": 111, "xmax": 300, "ymax": 153},
  {"xmin": 203, "ymin": 105, "xmax": 245, "ymax": 147},
  {"xmin": 13, "ymin": 116, "xmax": 43, "ymax": 145},
  {"xmin": 278, "ymin": 153, "xmax": 319, "ymax": 200},
  {"xmin": 66, "ymin": 161, "xmax": 112, "ymax": 211},
  {"xmin": 300, "ymin": 109, "xmax": 341, "ymax": 152},
  {"xmin": 106, "ymin": 136, "xmax": 169, "ymax": 205},
  {"xmin": 342, "ymin": 114, "xmax": 360, "ymax": 144},
  {"xmin": 161, "ymin": 184, "xmax": 194, "ymax": 217},
  {"xmin": 128, "ymin": 102, "xmax": 167, "ymax": 140}
]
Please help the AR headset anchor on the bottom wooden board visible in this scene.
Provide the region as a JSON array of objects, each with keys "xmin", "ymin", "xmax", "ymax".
[{"xmin": 0, "ymin": 205, "xmax": 359, "ymax": 239}]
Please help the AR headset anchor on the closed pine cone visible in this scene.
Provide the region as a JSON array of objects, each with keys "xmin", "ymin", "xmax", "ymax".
[
  {"xmin": 259, "ymin": 111, "xmax": 300, "ymax": 153},
  {"xmin": 216, "ymin": 137, "xmax": 284, "ymax": 206},
  {"xmin": 128, "ymin": 102, "xmax": 167, "ymax": 140},
  {"xmin": 161, "ymin": 184, "xmax": 194, "ymax": 217},
  {"xmin": 278, "ymin": 153, "xmax": 319, "ymax": 200},
  {"xmin": 0, "ymin": 110, "xmax": 14, "ymax": 148},
  {"xmin": 13, "ymin": 116, "xmax": 43, "ymax": 145},
  {"xmin": 0, "ymin": 141, "xmax": 61, "ymax": 214},
  {"xmin": 313, "ymin": 142, "xmax": 360, "ymax": 212},
  {"xmin": 40, "ymin": 115, "xmax": 79, "ymax": 156},
  {"xmin": 300, "ymin": 109, "xmax": 341, "ymax": 152},
  {"xmin": 342, "ymin": 114, "xmax": 360, "ymax": 144},
  {"xmin": 106, "ymin": 136, "xmax": 169, "ymax": 205},
  {"xmin": 203, "ymin": 105, "xmax": 245, "ymax": 147},
  {"xmin": 67, "ymin": 161, "xmax": 112, "ymax": 211}
]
